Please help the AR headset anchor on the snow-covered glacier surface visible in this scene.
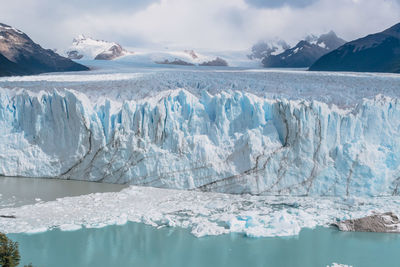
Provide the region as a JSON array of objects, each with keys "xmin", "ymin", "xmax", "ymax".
[{"xmin": 1, "ymin": 64, "xmax": 400, "ymax": 196}]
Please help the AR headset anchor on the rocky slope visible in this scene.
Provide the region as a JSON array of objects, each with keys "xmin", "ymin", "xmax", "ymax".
[
  {"xmin": 199, "ymin": 57, "xmax": 228, "ymax": 66},
  {"xmin": 0, "ymin": 23, "xmax": 88, "ymax": 77},
  {"xmin": 335, "ymin": 212, "xmax": 400, "ymax": 233},
  {"xmin": 155, "ymin": 59, "xmax": 195, "ymax": 66},
  {"xmin": 309, "ymin": 23, "xmax": 400, "ymax": 73},
  {"xmin": 0, "ymin": 53, "xmax": 24, "ymax": 76}
]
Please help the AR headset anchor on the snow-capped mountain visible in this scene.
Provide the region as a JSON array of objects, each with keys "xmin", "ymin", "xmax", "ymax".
[
  {"xmin": 65, "ymin": 35, "xmax": 131, "ymax": 60},
  {"xmin": 65, "ymin": 37, "xmax": 230, "ymax": 66},
  {"xmin": 248, "ymin": 40, "xmax": 290, "ymax": 60},
  {"xmin": 310, "ymin": 23, "xmax": 400, "ymax": 73},
  {"xmin": 262, "ymin": 31, "xmax": 346, "ymax": 68},
  {"xmin": 306, "ymin": 31, "xmax": 347, "ymax": 51},
  {"xmin": 64, "ymin": 34, "xmax": 253, "ymax": 67},
  {"xmin": 0, "ymin": 23, "xmax": 88, "ymax": 77}
]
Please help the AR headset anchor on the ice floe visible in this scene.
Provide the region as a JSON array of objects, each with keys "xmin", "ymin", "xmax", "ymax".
[{"xmin": 1, "ymin": 186, "xmax": 400, "ymax": 237}]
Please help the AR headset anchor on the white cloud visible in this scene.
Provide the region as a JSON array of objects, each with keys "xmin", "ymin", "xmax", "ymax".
[
  {"xmin": 0, "ymin": 0, "xmax": 399, "ymax": 51},
  {"xmin": 245, "ymin": 0, "xmax": 319, "ymax": 8}
]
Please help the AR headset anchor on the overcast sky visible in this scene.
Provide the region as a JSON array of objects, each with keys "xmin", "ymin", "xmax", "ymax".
[{"xmin": 1, "ymin": 0, "xmax": 399, "ymax": 51}]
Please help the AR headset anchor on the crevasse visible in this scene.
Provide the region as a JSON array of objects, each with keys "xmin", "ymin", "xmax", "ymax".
[{"xmin": 0, "ymin": 88, "xmax": 399, "ymax": 196}]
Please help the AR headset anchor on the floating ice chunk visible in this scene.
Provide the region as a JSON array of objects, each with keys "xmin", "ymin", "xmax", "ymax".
[
  {"xmin": 328, "ymin": 263, "xmax": 352, "ymax": 267},
  {"xmin": 1, "ymin": 186, "xmax": 400, "ymax": 238},
  {"xmin": 59, "ymin": 224, "xmax": 82, "ymax": 231}
]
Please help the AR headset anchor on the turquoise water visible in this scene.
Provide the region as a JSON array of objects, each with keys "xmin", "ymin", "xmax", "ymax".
[{"xmin": 8, "ymin": 223, "xmax": 400, "ymax": 267}]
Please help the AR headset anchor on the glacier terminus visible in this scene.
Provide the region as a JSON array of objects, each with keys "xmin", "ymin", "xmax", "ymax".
[{"xmin": 1, "ymin": 64, "xmax": 400, "ymax": 197}]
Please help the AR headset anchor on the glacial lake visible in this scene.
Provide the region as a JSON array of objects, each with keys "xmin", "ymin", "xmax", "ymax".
[
  {"xmin": 2, "ymin": 177, "xmax": 400, "ymax": 266},
  {"xmin": 0, "ymin": 177, "xmax": 126, "ymax": 208},
  {"xmin": 8, "ymin": 222, "xmax": 400, "ymax": 267}
]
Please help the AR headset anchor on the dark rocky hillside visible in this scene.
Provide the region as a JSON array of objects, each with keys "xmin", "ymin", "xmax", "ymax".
[
  {"xmin": 262, "ymin": 31, "xmax": 346, "ymax": 68},
  {"xmin": 309, "ymin": 23, "xmax": 400, "ymax": 73},
  {"xmin": 0, "ymin": 23, "xmax": 88, "ymax": 77}
]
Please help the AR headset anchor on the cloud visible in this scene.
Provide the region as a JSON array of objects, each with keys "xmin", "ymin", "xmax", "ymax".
[
  {"xmin": 0, "ymin": 0, "xmax": 159, "ymax": 49},
  {"xmin": 245, "ymin": 0, "xmax": 318, "ymax": 8},
  {"xmin": 0, "ymin": 0, "xmax": 399, "ymax": 52},
  {"xmin": 66, "ymin": 0, "xmax": 159, "ymax": 11}
]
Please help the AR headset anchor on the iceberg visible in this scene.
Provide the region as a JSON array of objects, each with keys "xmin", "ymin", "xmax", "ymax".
[{"xmin": 0, "ymin": 87, "xmax": 399, "ymax": 196}]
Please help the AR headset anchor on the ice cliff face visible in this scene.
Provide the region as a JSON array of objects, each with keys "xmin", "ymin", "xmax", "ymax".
[{"xmin": 1, "ymin": 88, "xmax": 399, "ymax": 196}]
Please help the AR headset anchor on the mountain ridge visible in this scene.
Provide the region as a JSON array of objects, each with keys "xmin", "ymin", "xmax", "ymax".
[
  {"xmin": 262, "ymin": 31, "xmax": 346, "ymax": 68},
  {"xmin": 0, "ymin": 23, "xmax": 88, "ymax": 77},
  {"xmin": 309, "ymin": 23, "xmax": 400, "ymax": 73}
]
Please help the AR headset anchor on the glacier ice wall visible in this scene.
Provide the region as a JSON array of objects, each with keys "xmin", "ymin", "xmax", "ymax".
[{"xmin": 1, "ymin": 88, "xmax": 400, "ymax": 196}]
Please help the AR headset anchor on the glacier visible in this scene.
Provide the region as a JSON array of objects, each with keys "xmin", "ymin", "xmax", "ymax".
[{"xmin": 1, "ymin": 83, "xmax": 400, "ymax": 196}]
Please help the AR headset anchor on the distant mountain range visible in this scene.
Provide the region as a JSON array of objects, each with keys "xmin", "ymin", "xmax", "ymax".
[
  {"xmin": 2, "ymin": 21, "xmax": 399, "ymax": 76},
  {"xmin": 65, "ymin": 37, "xmax": 229, "ymax": 66},
  {"xmin": 310, "ymin": 23, "xmax": 400, "ymax": 73},
  {"xmin": 0, "ymin": 23, "xmax": 88, "ymax": 77},
  {"xmin": 65, "ymin": 35, "xmax": 131, "ymax": 60},
  {"xmin": 261, "ymin": 31, "xmax": 346, "ymax": 68}
]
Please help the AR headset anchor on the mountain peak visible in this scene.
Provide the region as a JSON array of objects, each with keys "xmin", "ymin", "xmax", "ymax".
[
  {"xmin": 66, "ymin": 35, "xmax": 130, "ymax": 60},
  {"xmin": 74, "ymin": 34, "xmax": 88, "ymax": 42},
  {"xmin": 248, "ymin": 39, "xmax": 289, "ymax": 60},
  {"xmin": 317, "ymin": 30, "xmax": 346, "ymax": 50},
  {"xmin": 310, "ymin": 22, "xmax": 400, "ymax": 73},
  {"xmin": 261, "ymin": 31, "xmax": 346, "ymax": 68},
  {"xmin": 324, "ymin": 30, "xmax": 337, "ymax": 37},
  {"xmin": 0, "ymin": 23, "xmax": 25, "ymax": 36},
  {"xmin": 0, "ymin": 22, "xmax": 88, "ymax": 77}
]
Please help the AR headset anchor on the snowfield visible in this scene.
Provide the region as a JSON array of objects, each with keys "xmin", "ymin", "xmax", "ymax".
[{"xmin": 1, "ymin": 64, "xmax": 399, "ymax": 107}]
